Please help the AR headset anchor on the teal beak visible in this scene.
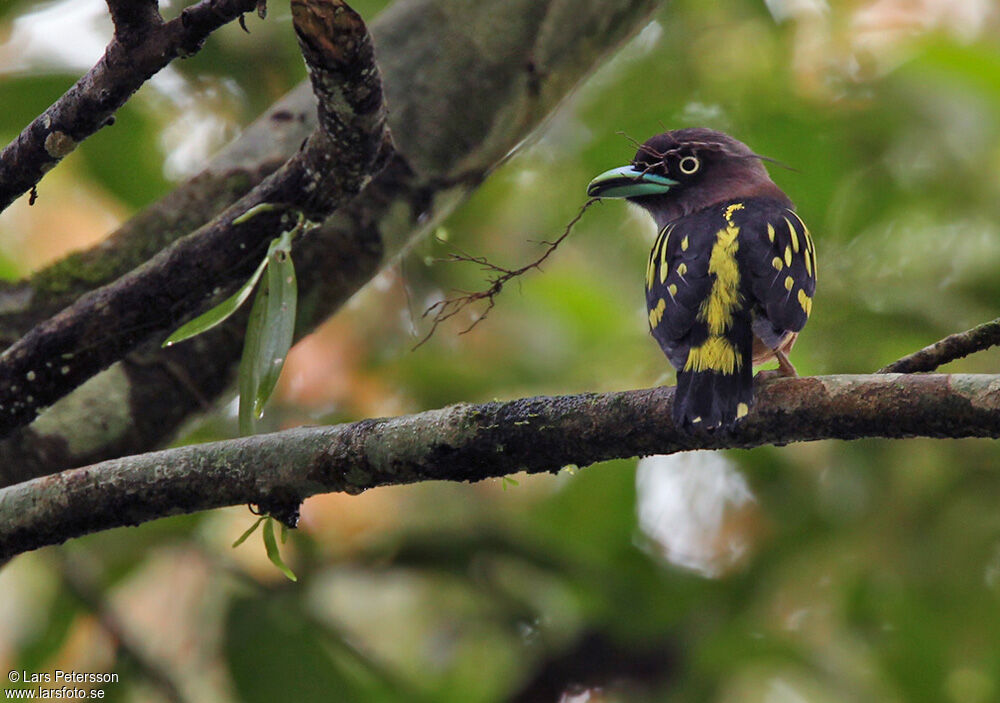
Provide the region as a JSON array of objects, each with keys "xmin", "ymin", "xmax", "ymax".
[{"xmin": 586, "ymin": 165, "xmax": 677, "ymax": 199}]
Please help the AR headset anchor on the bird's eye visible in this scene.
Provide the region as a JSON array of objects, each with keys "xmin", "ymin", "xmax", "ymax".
[{"xmin": 678, "ymin": 155, "xmax": 700, "ymax": 175}]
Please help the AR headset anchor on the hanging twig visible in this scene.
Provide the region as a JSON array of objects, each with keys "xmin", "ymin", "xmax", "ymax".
[{"xmin": 414, "ymin": 198, "xmax": 600, "ymax": 349}]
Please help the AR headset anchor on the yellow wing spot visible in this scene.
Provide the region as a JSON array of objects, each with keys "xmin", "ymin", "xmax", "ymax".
[
  {"xmin": 646, "ymin": 253, "xmax": 656, "ymax": 291},
  {"xmin": 785, "ymin": 216, "xmax": 799, "ymax": 253},
  {"xmin": 771, "ymin": 256, "xmax": 783, "ymax": 271},
  {"xmin": 784, "ymin": 245, "xmax": 792, "ymax": 267},
  {"xmin": 724, "ymin": 202, "xmax": 745, "ymax": 226},
  {"xmin": 681, "ymin": 235, "xmax": 689, "ymax": 251},
  {"xmin": 648, "ymin": 298, "xmax": 667, "ymax": 328},
  {"xmin": 807, "ymin": 235, "xmax": 817, "ymax": 281},
  {"xmin": 659, "ymin": 227, "xmax": 671, "ymax": 283},
  {"xmin": 736, "ymin": 402, "xmax": 749, "ymax": 419},
  {"xmin": 803, "ymin": 247, "xmax": 813, "ymax": 277},
  {"xmin": 692, "ymin": 416, "xmax": 702, "ymax": 424},
  {"xmin": 788, "ymin": 209, "xmax": 818, "ymax": 281},
  {"xmin": 684, "ymin": 336, "xmax": 741, "ymax": 374},
  {"xmin": 767, "ymin": 223, "xmax": 776, "ymax": 243},
  {"xmin": 668, "ymin": 283, "xmax": 678, "ymax": 297},
  {"xmin": 677, "ymin": 262, "xmax": 687, "ymax": 276},
  {"xmin": 798, "ymin": 289, "xmax": 812, "ymax": 315},
  {"xmin": 784, "ymin": 276, "xmax": 794, "ymax": 291},
  {"xmin": 788, "ymin": 210, "xmax": 810, "ymax": 242}
]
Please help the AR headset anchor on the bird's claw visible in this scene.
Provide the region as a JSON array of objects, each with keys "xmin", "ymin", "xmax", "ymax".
[{"xmin": 755, "ymin": 350, "xmax": 798, "ymax": 381}]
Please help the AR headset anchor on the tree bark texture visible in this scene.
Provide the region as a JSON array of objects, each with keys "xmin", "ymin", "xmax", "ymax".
[{"xmin": 0, "ymin": 0, "xmax": 390, "ymax": 439}]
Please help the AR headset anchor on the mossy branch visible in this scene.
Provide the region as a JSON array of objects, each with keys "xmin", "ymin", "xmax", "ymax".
[{"xmin": 3, "ymin": 373, "xmax": 1000, "ymax": 561}]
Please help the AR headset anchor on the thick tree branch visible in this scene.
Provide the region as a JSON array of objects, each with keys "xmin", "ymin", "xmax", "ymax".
[
  {"xmin": 105, "ymin": 0, "xmax": 162, "ymax": 39},
  {"xmin": 2, "ymin": 373, "xmax": 1000, "ymax": 560},
  {"xmin": 0, "ymin": 0, "xmax": 266, "ymax": 214},
  {"xmin": 879, "ymin": 316, "xmax": 1000, "ymax": 373},
  {"xmin": 0, "ymin": 0, "xmax": 663, "ymax": 485},
  {"xmin": 0, "ymin": 0, "xmax": 390, "ymax": 440}
]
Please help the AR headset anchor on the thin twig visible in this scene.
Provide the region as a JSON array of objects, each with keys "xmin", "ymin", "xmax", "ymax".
[
  {"xmin": 878, "ymin": 317, "xmax": 1000, "ymax": 373},
  {"xmin": 413, "ymin": 198, "xmax": 600, "ymax": 349},
  {"xmin": 0, "ymin": 0, "xmax": 264, "ymax": 214}
]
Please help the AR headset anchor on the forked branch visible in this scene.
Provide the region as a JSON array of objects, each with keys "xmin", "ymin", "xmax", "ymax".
[{"xmin": 0, "ymin": 0, "xmax": 391, "ymax": 440}]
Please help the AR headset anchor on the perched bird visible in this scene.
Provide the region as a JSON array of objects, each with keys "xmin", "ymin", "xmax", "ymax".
[{"xmin": 587, "ymin": 128, "xmax": 816, "ymax": 431}]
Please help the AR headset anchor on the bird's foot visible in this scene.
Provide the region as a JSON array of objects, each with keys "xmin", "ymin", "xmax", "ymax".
[{"xmin": 755, "ymin": 351, "xmax": 798, "ymax": 381}]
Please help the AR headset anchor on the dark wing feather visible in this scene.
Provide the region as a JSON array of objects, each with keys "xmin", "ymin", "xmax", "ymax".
[
  {"xmin": 645, "ymin": 217, "xmax": 715, "ymax": 368},
  {"xmin": 739, "ymin": 202, "xmax": 816, "ymax": 339}
]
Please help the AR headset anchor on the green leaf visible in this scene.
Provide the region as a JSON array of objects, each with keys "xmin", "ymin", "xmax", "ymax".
[
  {"xmin": 253, "ymin": 231, "xmax": 297, "ymax": 417},
  {"xmin": 232, "ymin": 516, "xmax": 266, "ymax": 548},
  {"xmin": 163, "ymin": 255, "xmax": 269, "ymax": 347},
  {"xmin": 262, "ymin": 517, "xmax": 298, "ymax": 582},
  {"xmin": 238, "ymin": 271, "xmax": 269, "ymax": 436}
]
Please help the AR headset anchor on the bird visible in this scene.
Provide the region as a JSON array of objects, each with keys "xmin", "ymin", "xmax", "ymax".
[{"xmin": 587, "ymin": 128, "xmax": 816, "ymax": 431}]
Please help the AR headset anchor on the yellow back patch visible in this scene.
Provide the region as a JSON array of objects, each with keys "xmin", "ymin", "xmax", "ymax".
[
  {"xmin": 698, "ymin": 204, "xmax": 743, "ymax": 336},
  {"xmin": 684, "ymin": 336, "xmax": 741, "ymax": 374}
]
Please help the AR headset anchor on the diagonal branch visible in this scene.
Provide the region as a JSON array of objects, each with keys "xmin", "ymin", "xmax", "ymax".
[
  {"xmin": 0, "ymin": 0, "xmax": 265, "ymax": 214},
  {"xmin": 2, "ymin": 373, "xmax": 1000, "ymax": 561},
  {"xmin": 0, "ymin": 0, "xmax": 390, "ymax": 440},
  {"xmin": 878, "ymin": 316, "xmax": 1000, "ymax": 373}
]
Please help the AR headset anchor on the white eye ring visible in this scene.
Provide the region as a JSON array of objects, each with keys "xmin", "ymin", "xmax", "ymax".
[{"xmin": 679, "ymin": 155, "xmax": 700, "ymax": 175}]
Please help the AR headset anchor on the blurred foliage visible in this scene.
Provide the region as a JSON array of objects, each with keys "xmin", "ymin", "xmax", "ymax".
[{"xmin": 3, "ymin": 0, "xmax": 1000, "ymax": 701}]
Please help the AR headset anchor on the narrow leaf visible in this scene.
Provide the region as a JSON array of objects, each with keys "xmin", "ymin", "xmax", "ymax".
[
  {"xmin": 232, "ymin": 516, "xmax": 266, "ymax": 548},
  {"xmin": 262, "ymin": 517, "xmax": 298, "ymax": 582},
  {"xmin": 253, "ymin": 233, "xmax": 297, "ymax": 417},
  {"xmin": 163, "ymin": 255, "xmax": 269, "ymax": 347},
  {"xmin": 502, "ymin": 475, "xmax": 520, "ymax": 491},
  {"xmin": 238, "ymin": 273, "xmax": 269, "ymax": 436}
]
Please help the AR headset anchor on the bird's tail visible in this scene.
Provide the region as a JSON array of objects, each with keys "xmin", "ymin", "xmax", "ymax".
[{"xmin": 673, "ymin": 317, "xmax": 754, "ymax": 432}]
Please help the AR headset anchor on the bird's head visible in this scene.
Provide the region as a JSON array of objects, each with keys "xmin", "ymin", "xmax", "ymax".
[{"xmin": 587, "ymin": 128, "xmax": 789, "ymax": 227}]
